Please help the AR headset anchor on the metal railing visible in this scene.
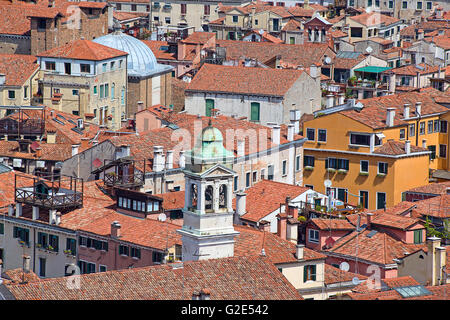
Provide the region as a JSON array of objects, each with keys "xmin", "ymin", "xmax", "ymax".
[
  {"xmin": 104, "ymin": 172, "xmax": 145, "ymax": 187},
  {"xmin": 15, "ymin": 188, "xmax": 83, "ymax": 208}
]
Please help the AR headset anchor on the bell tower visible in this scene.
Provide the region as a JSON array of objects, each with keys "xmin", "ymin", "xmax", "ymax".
[{"xmin": 177, "ymin": 121, "xmax": 239, "ymax": 261}]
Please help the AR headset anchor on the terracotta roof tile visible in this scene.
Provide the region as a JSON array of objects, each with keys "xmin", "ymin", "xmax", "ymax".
[
  {"xmin": 309, "ymin": 218, "xmax": 355, "ymax": 231},
  {"xmin": 2, "ymin": 268, "xmax": 41, "ymax": 285},
  {"xmin": 281, "ymin": 19, "xmax": 302, "ymax": 32},
  {"xmin": 0, "ymin": 54, "xmax": 38, "ymax": 86},
  {"xmin": 373, "ymin": 140, "xmax": 428, "ymax": 156},
  {"xmin": 142, "ymin": 40, "xmax": 176, "ymax": 60},
  {"xmin": 4, "ymin": 256, "xmax": 304, "ymax": 300},
  {"xmin": 413, "ymin": 194, "xmax": 449, "ymax": 219},
  {"xmin": 347, "ymin": 283, "xmax": 450, "ymax": 300},
  {"xmin": 38, "ymin": 39, "xmax": 128, "ymax": 61},
  {"xmin": 407, "ymin": 181, "xmax": 450, "ymax": 195},
  {"xmin": 324, "ymin": 264, "xmax": 367, "ymax": 285},
  {"xmin": 233, "ymin": 180, "xmax": 310, "ymax": 222},
  {"xmin": 350, "ymin": 12, "xmax": 400, "ymax": 27},
  {"xmin": 385, "ymin": 63, "xmax": 440, "ymax": 76}
]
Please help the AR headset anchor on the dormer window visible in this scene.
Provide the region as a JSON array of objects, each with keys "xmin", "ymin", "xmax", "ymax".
[{"xmin": 116, "ymin": 188, "xmax": 162, "ymax": 216}]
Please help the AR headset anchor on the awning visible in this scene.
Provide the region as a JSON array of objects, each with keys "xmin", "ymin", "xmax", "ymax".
[
  {"xmin": 376, "ymin": 133, "xmax": 385, "ymax": 139},
  {"xmin": 354, "ymin": 66, "xmax": 392, "ymax": 73}
]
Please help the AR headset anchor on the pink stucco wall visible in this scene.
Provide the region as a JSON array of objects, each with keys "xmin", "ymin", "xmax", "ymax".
[
  {"xmin": 305, "ymin": 226, "xmax": 350, "ymax": 251},
  {"xmin": 135, "ymin": 110, "xmax": 162, "ymax": 133},
  {"xmin": 325, "ymin": 256, "xmax": 398, "ymax": 279}
]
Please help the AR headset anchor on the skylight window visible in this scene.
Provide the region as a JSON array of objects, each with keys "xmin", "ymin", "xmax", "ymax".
[{"xmin": 394, "ymin": 285, "xmax": 431, "ymax": 298}]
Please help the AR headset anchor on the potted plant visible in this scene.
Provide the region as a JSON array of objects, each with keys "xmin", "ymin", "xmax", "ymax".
[
  {"xmin": 326, "ymin": 168, "xmax": 336, "ymax": 173},
  {"xmin": 297, "ymin": 216, "xmax": 307, "ymax": 224},
  {"xmin": 36, "ymin": 243, "xmax": 42, "ymax": 248},
  {"xmin": 376, "ymin": 173, "xmax": 386, "ymax": 178},
  {"xmin": 359, "ymin": 171, "xmax": 369, "ymax": 176},
  {"xmin": 337, "ymin": 169, "xmax": 348, "ymax": 174},
  {"xmin": 64, "ymin": 249, "xmax": 72, "ymax": 255},
  {"xmin": 304, "ymin": 166, "xmax": 314, "ymax": 171}
]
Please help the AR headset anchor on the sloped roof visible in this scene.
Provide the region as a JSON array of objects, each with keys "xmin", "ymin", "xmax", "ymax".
[
  {"xmin": 0, "ymin": 54, "xmax": 38, "ymax": 86},
  {"xmin": 309, "ymin": 218, "xmax": 355, "ymax": 231},
  {"xmin": 373, "ymin": 140, "xmax": 428, "ymax": 156},
  {"xmin": 350, "ymin": 12, "xmax": 400, "ymax": 27},
  {"xmin": 324, "ymin": 264, "xmax": 367, "ymax": 285},
  {"xmin": 406, "ymin": 181, "xmax": 450, "ymax": 195},
  {"xmin": 413, "ymin": 194, "xmax": 449, "ymax": 219},
  {"xmin": 37, "ymin": 39, "xmax": 128, "ymax": 61},
  {"xmin": 385, "ymin": 63, "xmax": 440, "ymax": 76},
  {"xmin": 186, "ymin": 63, "xmax": 304, "ymax": 97}
]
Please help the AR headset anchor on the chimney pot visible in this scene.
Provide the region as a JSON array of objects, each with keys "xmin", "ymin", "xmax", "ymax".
[
  {"xmin": 22, "ymin": 255, "xmax": 31, "ymax": 274},
  {"xmin": 236, "ymin": 192, "xmax": 247, "ymax": 217},
  {"xmin": 366, "ymin": 212, "xmax": 373, "ymax": 229},
  {"xmin": 295, "ymin": 244, "xmax": 304, "ymax": 260},
  {"xmin": 405, "ymin": 140, "xmax": 411, "ymax": 154},
  {"xmin": 415, "ymin": 102, "xmax": 422, "ymax": 116},
  {"xmin": 386, "ymin": 108, "xmax": 396, "ymax": 127},
  {"xmin": 403, "ymin": 103, "xmax": 410, "ymax": 119},
  {"xmin": 287, "ymin": 124, "xmax": 295, "ymax": 141},
  {"xmin": 111, "ymin": 221, "xmax": 121, "ymax": 238},
  {"xmin": 272, "ymin": 125, "xmax": 281, "ymax": 145},
  {"xmin": 166, "ymin": 150, "xmax": 174, "ymax": 169}
]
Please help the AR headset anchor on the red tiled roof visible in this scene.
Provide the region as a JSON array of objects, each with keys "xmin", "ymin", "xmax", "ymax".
[
  {"xmin": 37, "ymin": 39, "xmax": 128, "ymax": 61},
  {"xmin": 0, "ymin": 170, "xmax": 42, "ymax": 207},
  {"xmin": 181, "ymin": 31, "xmax": 216, "ymax": 45},
  {"xmin": 4, "ymin": 255, "xmax": 304, "ymax": 300},
  {"xmin": 233, "ymin": 180, "xmax": 310, "ymax": 223},
  {"xmin": 113, "ymin": 11, "xmax": 147, "ymax": 21},
  {"xmin": 142, "ymin": 40, "xmax": 176, "ymax": 60},
  {"xmin": 2, "ymin": 268, "xmax": 41, "ymax": 285},
  {"xmin": 370, "ymin": 212, "xmax": 423, "ymax": 231},
  {"xmin": 347, "ymin": 283, "xmax": 450, "ymax": 300},
  {"xmin": 350, "ymin": 12, "xmax": 400, "ymax": 27},
  {"xmin": 186, "ymin": 63, "xmax": 304, "ymax": 97},
  {"xmin": 0, "ymin": 54, "xmax": 38, "ymax": 86},
  {"xmin": 385, "ymin": 63, "xmax": 440, "ymax": 76},
  {"xmin": 351, "ymin": 275, "xmax": 420, "ymax": 293},
  {"xmin": 281, "ymin": 19, "xmax": 302, "ymax": 32},
  {"xmin": 333, "ymin": 53, "xmax": 365, "ymax": 70},
  {"xmin": 425, "ymin": 34, "xmax": 450, "ymax": 50},
  {"xmin": 407, "ymin": 181, "xmax": 450, "ymax": 195},
  {"xmin": 309, "ymin": 218, "xmax": 355, "ymax": 231},
  {"xmin": 327, "ymin": 229, "xmax": 426, "ymax": 265},
  {"xmin": 340, "ymin": 90, "xmax": 450, "ymax": 129},
  {"xmin": 156, "ymin": 191, "xmax": 185, "ymax": 211},
  {"xmin": 413, "ymin": 194, "xmax": 449, "ymax": 219},
  {"xmin": 329, "ymin": 29, "xmax": 348, "ymax": 38},
  {"xmin": 373, "ymin": 140, "xmax": 428, "ymax": 156},
  {"xmin": 287, "ymin": 6, "xmax": 316, "ymax": 18}
]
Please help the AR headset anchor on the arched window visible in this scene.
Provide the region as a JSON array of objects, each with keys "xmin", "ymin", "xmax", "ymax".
[
  {"xmin": 219, "ymin": 184, "xmax": 227, "ymax": 209},
  {"xmin": 191, "ymin": 184, "xmax": 198, "ymax": 209},
  {"xmin": 205, "ymin": 185, "xmax": 214, "ymax": 211}
]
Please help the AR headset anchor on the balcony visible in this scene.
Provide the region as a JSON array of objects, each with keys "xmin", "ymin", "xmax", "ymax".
[
  {"xmin": 0, "ymin": 107, "xmax": 45, "ymax": 136},
  {"xmin": 92, "ymin": 158, "xmax": 146, "ymax": 189},
  {"xmin": 15, "ymin": 174, "xmax": 83, "ymax": 209}
]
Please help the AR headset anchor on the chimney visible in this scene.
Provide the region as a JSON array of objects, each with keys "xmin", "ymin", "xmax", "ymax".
[
  {"xmin": 259, "ymin": 220, "xmax": 270, "ymax": 232},
  {"xmin": 111, "ymin": 221, "xmax": 121, "ymax": 238},
  {"xmin": 153, "ymin": 146, "xmax": 164, "ymax": 172},
  {"xmin": 272, "ymin": 125, "xmax": 280, "ymax": 145},
  {"xmin": 46, "ymin": 130, "xmax": 56, "ymax": 144},
  {"xmin": 8, "ymin": 204, "xmax": 13, "ymax": 216},
  {"xmin": 50, "ymin": 110, "xmax": 55, "ymax": 118},
  {"xmin": 32, "ymin": 206, "xmax": 39, "ymax": 220},
  {"xmin": 15, "ymin": 203, "xmax": 22, "ymax": 217},
  {"xmin": 55, "ymin": 212, "xmax": 61, "ymax": 225},
  {"xmin": 235, "ymin": 192, "xmax": 247, "ymax": 217},
  {"xmin": 137, "ymin": 101, "xmax": 144, "ymax": 112},
  {"xmin": 166, "ymin": 150, "xmax": 174, "ymax": 169},
  {"xmin": 338, "ymin": 93, "xmax": 345, "ymax": 105},
  {"xmin": 71, "ymin": 144, "xmax": 80, "ymax": 156},
  {"xmin": 366, "ymin": 212, "xmax": 373, "ymax": 229},
  {"xmin": 326, "ymin": 94, "xmax": 334, "ymax": 108},
  {"xmin": 422, "ymin": 139, "xmax": 427, "ymax": 148},
  {"xmin": 403, "ymin": 103, "xmax": 410, "ymax": 119},
  {"xmin": 237, "ymin": 139, "xmax": 245, "ymax": 158},
  {"xmin": 289, "ymin": 109, "xmax": 301, "ymax": 134},
  {"xmin": 49, "ymin": 209, "xmax": 56, "ymax": 224},
  {"xmin": 285, "ymin": 197, "xmax": 298, "ymax": 220},
  {"xmin": 277, "ymin": 214, "xmax": 287, "ymax": 240},
  {"xmin": 405, "ymin": 140, "xmax": 411, "ymax": 154},
  {"xmin": 415, "ymin": 102, "xmax": 422, "ymax": 116},
  {"xmin": 309, "ymin": 64, "xmax": 319, "ymax": 79},
  {"xmin": 36, "ymin": 147, "xmax": 42, "ymax": 158},
  {"xmin": 386, "ymin": 108, "xmax": 395, "ymax": 127},
  {"xmin": 287, "ymin": 124, "xmax": 295, "ymax": 142},
  {"xmin": 179, "ymin": 150, "xmax": 185, "ymax": 168},
  {"xmin": 295, "ymin": 244, "xmax": 304, "ymax": 260},
  {"xmin": 388, "ymin": 72, "xmax": 396, "ymax": 94},
  {"xmin": 81, "ymin": 137, "xmax": 89, "ymax": 150},
  {"xmin": 22, "ymin": 255, "xmax": 31, "ymax": 274}
]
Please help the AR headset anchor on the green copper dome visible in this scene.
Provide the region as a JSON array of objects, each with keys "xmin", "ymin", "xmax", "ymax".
[{"xmin": 185, "ymin": 122, "xmax": 234, "ymax": 172}]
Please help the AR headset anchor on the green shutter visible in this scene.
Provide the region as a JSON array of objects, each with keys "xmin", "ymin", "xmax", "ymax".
[
  {"xmin": 250, "ymin": 102, "xmax": 260, "ymax": 121},
  {"xmin": 303, "ymin": 266, "xmax": 308, "ymax": 282},
  {"xmin": 311, "ymin": 265, "xmax": 316, "ymax": 281},
  {"xmin": 205, "ymin": 99, "xmax": 214, "ymax": 117}
]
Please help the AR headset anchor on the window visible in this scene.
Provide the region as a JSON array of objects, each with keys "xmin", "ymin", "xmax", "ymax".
[
  {"xmin": 104, "ymin": 83, "xmax": 109, "ymax": 98},
  {"xmin": 181, "ymin": 3, "xmax": 186, "ymax": 14},
  {"xmin": 252, "ymin": 171, "xmax": 257, "ymax": 183},
  {"xmin": 428, "ymin": 120, "xmax": 433, "ymax": 134},
  {"xmin": 38, "ymin": 18, "xmax": 46, "ymax": 29},
  {"xmin": 439, "ymin": 144, "xmax": 447, "ymax": 158},
  {"xmin": 49, "ymin": 234, "xmax": 59, "ymax": 252},
  {"xmin": 350, "ymin": 27, "xmax": 363, "ymax": 38},
  {"xmin": 440, "ymin": 120, "xmax": 448, "ymax": 133},
  {"xmin": 205, "ymin": 99, "xmax": 214, "ymax": 117},
  {"xmin": 165, "ymin": 17, "xmax": 171, "ymax": 24},
  {"xmin": 388, "ymin": 0, "xmax": 393, "ymax": 8},
  {"xmin": 350, "ymin": 133, "xmax": 370, "ymax": 146},
  {"xmin": 289, "ymin": 37, "xmax": 295, "ymax": 44},
  {"xmin": 304, "ymin": 156, "xmax": 314, "ymax": 168},
  {"xmin": 24, "ymin": 86, "xmax": 28, "ymax": 99},
  {"xmin": 304, "ymin": 265, "xmax": 316, "ymax": 282},
  {"xmin": 39, "ymin": 258, "xmax": 46, "ymax": 277},
  {"xmin": 102, "ymin": 63, "xmax": 107, "ymax": 73},
  {"xmin": 66, "ymin": 238, "xmax": 76, "ymax": 255},
  {"xmin": 377, "ymin": 192, "xmax": 386, "ymax": 210},
  {"xmin": 295, "ymin": 155, "xmax": 300, "ymax": 171},
  {"xmin": 338, "ymin": 159, "xmax": 349, "ymax": 171},
  {"xmin": 131, "ymin": 247, "xmax": 141, "ymax": 259},
  {"xmin": 72, "ymin": 89, "xmax": 79, "ymax": 96},
  {"xmin": 234, "ymin": 176, "xmax": 238, "ymax": 191},
  {"xmin": 204, "ymin": 4, "xmax": 210, "ymax": 15},
  {"xmin": 428, "ymin": 145, "xmax": 436, "ymax": 160},
  {"xmin": 337, "ymin": 188, "xmax": 348, "ymax": 202},
  {"xmin": 402, "ymin": 1, "xmax": 407, "ymax": 9},
  {"xmin": 119, "ymin": 245, "xmax": 129, "ymax": 256},
  {"xmin": 434, "ymin": 120, "xmax": 439, "ymax": 132},
  {"xmin": 246, "ymin": 172, "xmax": 250, "ymax": 188},
  {"xmin": 80, "ymin": 64, "xmax": 90, "ymax": 73},
  {"xmin": 360, "ymin": 160, "xmax": 369, "ymax": 173},
  {"xmin": 131, "ymin": 4, "xmax": 137, "ymax": 11},
  {"xmin": 232, "ymin": 15, "xmax": 238, "ymax": 23},
  {"xmin": 8, "ymin": 90, "xmax": 15, "ymax": 99},
  {"xmin": 93, "ymin": 85, "xmax": 97, "ymax": 95},
  {"xmin": 419, "ymin": 122, "xmax": 425, "ymax": 135},
  {"xmin": 0, "ymin": 223, "xmax": 3, "ymax": 234},
  {"xmin": 152, "ymin": 251, "xmax": 163, "ymax": 263},
  {"xmin": 121, "ymin": 88, "xmax": 125, "ymax": 105},
  {"xmin": 45, "ymin": 61, "xmax": 56, "ymax": 70},
  {"xmin": 306, "ymin": 128, "xmax": 315, "ymax": 141},
  {"xmin": 375, "ymin": 0, "xmax": 379, "ymax": 6},
  {"xmin": 111, "ymin": 83, "xmax": 115, "ymax": 99},
  {"xmin": 426, "ymin": 1, "xmax": 432, "ymax": 10},
  {"xmin": 409, "ymin": 123, "xmax": 415, "ymax": 137},
  {"xmin": 400, "ymin": 129, "xmax": 405, "ymax": 140},
  {"xmin": 13, "ymin": 226, "xmax": 29, "ymax": 244},
  {"xmin": 268, "ymin": 165, "xmax": 274, "ymax": 180},
  {"xmin": 414, "ymin": 230, "xmax": 423, "ymax": 244},
  {"xmin": 261, "ymin": 169, "xmax": 265, "ymax": 180},
  {"xmin": 417, "ymin": 1, "xmax": 422, "ymax": 10},
  {"xmin": 254, "ymin": 19, "xmax": 258, "ymax": 25},
  {"xmin": 378, "ymin": 162, "xmax": 388, "ymax": 175},
  {"xmin": 318, "ymin": 129, "xmax": 327, "ymax": 142},
  {"xmin": 100, "ymin": 84, "xmax": 104, "ymax": 99},
  {"xmin": 282, "ymin": 160, "xmax": 287, "ymax": 176},
  {"xmin": 78, "ymin": 261, "xmax": 95, "ymax": 274},
  {"xmin": 325, "ymin": 157, "xmax": 337, "ymax": 169},
  {"xmin": 99, "ymin": 265, "xmax": 107, "ymax": 272},
  {"xmin": 368, "ymin": 0, "xmax": 372, "ymax": 6},
  {"xmin": 116, "ymin": 3, "xmax": 121, "ymax": 10},
  {"xmin": 308, "ymin": 229, "xmax": 319, "ymax": 243},
  {"xmin": 38, "ymin": 232, "xmax": 48, "ymax": 247},
  {"xmin": 250, "ymin": 102, "xmax": 260, "ymax": 121},
  {"xmin": 79, "ymin": 236, "xmax": 87, "ymax": 247},
  {"xmin": 359, "ymin": 191, "xmax": 369, "ymax": 209}
]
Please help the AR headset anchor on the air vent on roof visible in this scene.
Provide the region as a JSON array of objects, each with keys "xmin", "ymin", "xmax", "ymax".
[
  {"xmin": 52, "ymin": 118, "xmax": 64, "ymax": 125},
  {"xmin": 366, "ymin": 230, "xmax": 378, "ymax": 238},
  {"xmin": 357, "ymin": 223, "xmax": 367, "ymax": 232},
  {"xmin": 57, "ymin": 114, "xmax": 66, "ymax": 121},
  {"xmin": 71, "ymin": 127, "xmax": 83, "ymax": 135},
  {"xmin": 68, "ymin": 119, "xmax": 77, "ymax": 126}
]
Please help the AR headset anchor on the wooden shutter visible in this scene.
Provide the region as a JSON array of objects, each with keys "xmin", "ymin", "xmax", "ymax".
[
  {"xmin": 205, "ymin": 99, "xmax": 214, "ymax": 117},
  {"xmin": 250, "ymin": 102, "xmax": 260, "ymax": 121},
  {"xmin": 303, "ymin": 266, "xmax": 308, "ymax": 282}
]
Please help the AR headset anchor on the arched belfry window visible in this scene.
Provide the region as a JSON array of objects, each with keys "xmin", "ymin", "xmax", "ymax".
[
  {"xmin": 191, "ymin": 184, "xmax": 198, "ymax": 208},
  {"xmin": 219, "ymin": 184, "xmax": 227, "ymax": 209},
  {"xmin": 205, "ymin": 185, "xmax": 214, "ymax": 211}
]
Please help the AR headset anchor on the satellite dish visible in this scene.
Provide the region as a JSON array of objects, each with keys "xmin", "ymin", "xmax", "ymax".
[
  {"xmin": 158, "ymin": 213, "xmax": 167, "ymax": 222},
  {"xmin": 324, "ymin": 179, "xmax": 332, "ymax": 188},
  {"xmin": 339, "ymin": 262, "xmax": 350, "ymax": 272},
  {"xmin": 366, "ymin": 46, "xmax": 373, "ymax": 54},
  {"xmin": 352, "ymin": 277, "xmax": 361, "ymax": 285},
  {"xmin": 324, "ymin": 56, "xmax": 332, "ymax": 65}
]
